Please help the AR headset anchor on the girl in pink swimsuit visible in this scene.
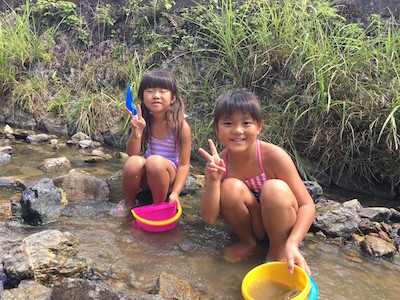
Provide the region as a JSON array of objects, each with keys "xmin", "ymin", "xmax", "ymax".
[
  {"xmin": 199, "ymin": 89, "xmax": 316, "ymax": 275},
  {"xmin": 224, "ymin": 139, "xmax": 269, "ymax": 201}
]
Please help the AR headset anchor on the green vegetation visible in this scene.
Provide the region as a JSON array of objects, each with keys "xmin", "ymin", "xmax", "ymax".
[{"xmin": 0, "ymin": 0, "xmax": 399, "ymax": 192}]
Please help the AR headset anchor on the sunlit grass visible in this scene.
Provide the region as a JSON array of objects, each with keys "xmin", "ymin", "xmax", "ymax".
[
  {"xmin": 0, "ymin": 0, "xmax": 399, "ymax": 189},
  {"xmin": 188, "ymin": 0, "xmax": 400, "ymax": 188}
]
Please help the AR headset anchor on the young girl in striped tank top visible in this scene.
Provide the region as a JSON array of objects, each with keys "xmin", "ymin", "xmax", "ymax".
[
  {"xmin": 118, "ymin": 70, "xmax": 191, "ymax": 213},
  {"xmin": 199, "ymin": 89, "xmax": 315, "ymax": 275}
]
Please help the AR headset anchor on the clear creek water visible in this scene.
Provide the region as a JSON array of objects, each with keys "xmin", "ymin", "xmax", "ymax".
[{"xmin": 1, "ymin": 138, "xmax": 399, "ymax": 299}]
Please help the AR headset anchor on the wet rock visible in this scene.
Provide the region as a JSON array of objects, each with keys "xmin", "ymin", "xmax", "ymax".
[
  {"xmin": 5, "ymin": 111, "xmax": 36, "ymax": 130},
  {"xmin": 359, "ymin": 207, "xmax": 391, "ymax": 222},
  {"xmin": 91, "ymin": 148, "xmax": 112, "ymax": 159},
  {"xmin": 343, "ymin": 199, "xmax": 363, "ymax": 211},
  {"xmin": 50, "ymin": 139, "xmax": 59, "ymax": 149},
  {"xmin": 0, "ymin": 145, "xmax": 12, "ymax": 155},
  {"xmin": 66, "ymin": 132, "xmax": 92, "ymax": 147},
  {"xmin": 313, "ymin": 200, "xmax": 360, "ymax": 239},
  {"xmin": 0, "ymin": 138, "xmax": 13, "ymax": 146},
  {"xmin": 26, "ymin": 133, "xmax": 52, "ymax": 145},
  {"xmin": 0, "ymin": 279, "xmax": 51, "ymax": 300},
  {"xmin": 0, "ymin": 178, "xmax": 15, "ymax": 188},
  {"xmin": 2, "ymin": 239, "xmax": 34, "ymax": 286},
  {"xmin": 51, "ymin": 278, "xmax": 119, "ymax": 300},
  {"xmin": 389, "ymin": 208, "xmax": 400, "ymax": 222},
  {"xmin": 92, "ymin": 140, "xmax": 102, "ymax": 147},
  {"xmin": 0, "ymin": 200, "xmax": 12, "ymax": 220},
  {"xmin": 36, "ymin": 117, "xmax": 68, "ymax": 137},
  {"xmin": 84, "ymin": 156, "xmax": 105, "ymax": 163},
  {"xmin": 154, "ymin": 272, "xmax": 202, "ymax": 300},
  {"xmin": 358, "ymin": 218, "xmax": 379, "ymax": 234},
  {"xmin": 20, "ymin": 178, "xmax": 63, "ymax": 225},
  {"xmin": 181, "ymin": 174, "xmax": 203, "ymax": 195},
  {"xmin": 53, "ymin": 169, "xmax": 110, "ymax": 202},
  {"xmin": 361, "ymin": 234, "xmax": 397, "ymax": 258},
  {"xmin": 108, "ymin": 170, "xmax": 123, "ymax": 181},
  {"xmin": 12, "ymin": 128, "xmax": 36, "ymax": 140},
  {"xmin": 71, "ymin": 132, "xmax": 91, "ymax": 141},
  {"xmin": 78, "ymin": 139, "xmax": 93, "ymax": 149},
  {"xmin": 118, "ymin": 152, "xmax": 129, "ymax": 160},
  {"xmin": 0, "ymin": 153, "xmax": 11, "ymax": 165},
  {"xmin": 2, "ymin": 124, "xmax": 13, "ymax": 135},
  {"xmin": 3, "ymin": 230, "xmax": 91, "ymax": 286},
  {"xmin": 378, "ymin": 229, "xmax": 391, "ymax": 242},
  {"xmin": 352, "ymin": 233, "xmax": 365, "ymax": 243},
  {"xmin": 38, "ymin": 156, "xmax": 71, "ymax": 172},
  {"xmin": 66, "ymin": 139, "xmax": 78, "ymax": 146},
  {"xmin": 0, "ymin": 264, "xmax": 6, "ymax": 293},
  {"xmin": 102, "ymin": 127, "xmax": 125, "ymax": 148},
  {"xmin": 304, "ymin": 181, "xmax": 323, "ymax": 199}
]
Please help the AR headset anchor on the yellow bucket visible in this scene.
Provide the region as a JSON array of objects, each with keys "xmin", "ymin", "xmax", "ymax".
[{"xmin": 241, "ymin": 262, "xmax": 311, "ymax": 300}]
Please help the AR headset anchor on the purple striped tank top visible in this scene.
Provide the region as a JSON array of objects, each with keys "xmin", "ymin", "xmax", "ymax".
[{"xmin": 143, "ymin": 131, "xmax": 179, "ymax": 169}]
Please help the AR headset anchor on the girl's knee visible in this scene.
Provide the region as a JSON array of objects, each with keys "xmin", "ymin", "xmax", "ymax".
[
  {"xmin": 123, "ymin": 156, "xmax": 145, "ymax": 174},
  {"xmin": 221, "ymin": 179, "xmax": 248, "ymax": 197},
  {"xmin": 145, "ymin": 155, "xmax": 169, "ymax": 172},
  {"xmin": 261, "ymin": 179, "xmax": 295, "ymax": 207},
  {"xmin": 220, "ymin": 179, "xmax": 253, "ymax": 208}
]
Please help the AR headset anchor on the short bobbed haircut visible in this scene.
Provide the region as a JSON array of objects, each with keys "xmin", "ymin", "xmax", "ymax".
[{"xmin": 213, "ymin": 89, "xmax": 263, "ymax": 128}]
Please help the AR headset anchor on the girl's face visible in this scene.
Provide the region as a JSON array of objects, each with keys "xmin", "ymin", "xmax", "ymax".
[
  {"xmin": 216, "ymin": 112, "xmax": 263, "ymax": 152},
  {"xmin": 142, "ymin": 87, "xmax": 176, "ymax": 114}
]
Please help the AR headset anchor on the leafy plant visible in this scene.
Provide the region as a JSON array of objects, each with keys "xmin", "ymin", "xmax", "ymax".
[
  {"xmin": 31, "ymin": 0, "xmax": 91, "ymax": 46},
  {"xmin": 11, "ymin": 76, "xmax": 48, "ymax": 113}
]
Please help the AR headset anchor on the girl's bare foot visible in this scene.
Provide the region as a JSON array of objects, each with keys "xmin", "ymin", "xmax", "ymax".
[{"xmin": 223, "ymin": 243, "xmax": 256, "ymax": 263}]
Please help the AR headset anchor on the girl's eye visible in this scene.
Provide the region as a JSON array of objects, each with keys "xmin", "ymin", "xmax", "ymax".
[
  {"xmin": 223, "ymin": 122, "xmax": 232, "ymax": 126},
  {"xmin": 160, "ymin": 89, "xmax": 168, "ymax": 93},
  {"xmin": 145, "ymin": 89, "xmax": 153, "ymax": 93}
]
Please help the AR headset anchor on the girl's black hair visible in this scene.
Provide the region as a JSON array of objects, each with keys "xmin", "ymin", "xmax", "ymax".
[
  {"xmin": 213, "ymin": 89, "xmax": 263, "ymax": 128},
  {"xmin": 137, "ymin": 69, "xmax": 185, "ymax": 151}
]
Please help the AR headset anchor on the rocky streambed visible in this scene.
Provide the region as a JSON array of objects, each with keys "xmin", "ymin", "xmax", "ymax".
[{"xmin": 1, "ymin": 124, "xmax": 400, "ymax": 299}]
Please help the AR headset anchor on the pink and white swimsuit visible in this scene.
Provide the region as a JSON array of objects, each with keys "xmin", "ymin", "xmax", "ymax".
[{"xmin": 224, "ymin": 140, "xmax": 269, "ymax": 200}]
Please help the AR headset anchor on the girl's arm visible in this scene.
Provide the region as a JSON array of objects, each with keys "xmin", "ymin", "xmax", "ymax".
[
  {"xmin": 126, "ymin": 105, "xmax": 146, "ymax": 156},
  {"xmin": 126, "ymin": 130, "xmax": 142, "ymax": 156},
  {"xmin": 274, "ymin": 150, "xmax": 315, "ymax": 248},
  {"xmin": 199, "ymin": 139, "xmax": 226, "ymax": 225},
  {"xmin": 168, "ymin": 120, "xmax": 192, "ymax": 202},
  {"xmin": 199, "ymin": 172, "xmax": 221, "ymax": 225},
  {"xmin": 265, "ymin": 144, "xmax": 315, "ymax": 272}
]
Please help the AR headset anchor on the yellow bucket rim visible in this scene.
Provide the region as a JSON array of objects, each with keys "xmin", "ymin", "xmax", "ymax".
[
  {"xmin": 131, "ymin": 201, "xmax": 182, "ymax": 227},
  {"xmin": 241, "ymin": 262, "xmax": 311, "ymax": 300}
]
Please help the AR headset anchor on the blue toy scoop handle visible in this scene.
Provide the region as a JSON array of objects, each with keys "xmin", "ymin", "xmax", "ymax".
[{"xmin": 126, "ymin": 83, "xmax": 137, "ymax": 115}]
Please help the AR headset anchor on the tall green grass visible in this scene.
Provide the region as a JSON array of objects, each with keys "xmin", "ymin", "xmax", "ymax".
[
  {"xmin": 189, "ymin": 0, "xmax": 400, "ymax": 188},
  {"xmin": 1, "ymin": 0, "xmax": 399, "ymax": 190}
]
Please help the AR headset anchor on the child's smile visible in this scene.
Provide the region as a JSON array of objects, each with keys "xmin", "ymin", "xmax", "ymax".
[
  {"xmin": 217, "ymin": 113, "xmax": 261, "ymax": 150},
  {"xmin": 143, "ymin": 87, "xmax": 176, "ymax": 113}
]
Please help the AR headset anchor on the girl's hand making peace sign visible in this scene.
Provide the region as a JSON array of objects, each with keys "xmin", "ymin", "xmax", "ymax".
[
  {"xmin": 125, "ymin": 104, "xmax": 146, "ymax": 134},
  {"xmin": 199, "ymin": 139, "xmax": 226, "ymax": 182}
]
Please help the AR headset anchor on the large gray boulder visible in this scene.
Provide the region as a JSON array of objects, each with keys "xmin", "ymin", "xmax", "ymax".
[
  {"xmin": 53, "ymin": 169, "xmax": 110, "ymax": 202},
  {"xmin": 313, "ymin": 200, "xmax": 360, "ymax": 239},
  {"xmin": 20, "ymin": 178, "xmax": 63, "ymax": 226}
]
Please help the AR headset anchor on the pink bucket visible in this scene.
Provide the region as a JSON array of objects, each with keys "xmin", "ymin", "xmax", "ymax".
[{"xmin": 131, "ymin": 202, "xmax": 182, "ymax": 232}]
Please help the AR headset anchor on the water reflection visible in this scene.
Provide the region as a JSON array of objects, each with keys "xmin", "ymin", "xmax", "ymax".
[{"xmin": 1, "ymin": 140, "xmax": 400, "ymax": 299}]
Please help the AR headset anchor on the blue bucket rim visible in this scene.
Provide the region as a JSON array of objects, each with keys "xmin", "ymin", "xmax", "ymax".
[{"xmin": 308, "ymin": 275, "xmax": 318, "ymax": 300}]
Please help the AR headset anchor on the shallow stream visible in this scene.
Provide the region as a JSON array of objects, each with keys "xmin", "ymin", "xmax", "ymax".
[{"xmin": 1, "ymin": 138, "xmax": 400, "ymax": 299}]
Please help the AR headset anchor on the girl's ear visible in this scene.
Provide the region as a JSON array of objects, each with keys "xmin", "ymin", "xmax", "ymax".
[
  {"xmin": 171, "ymin": 94, "xmax": 177, "ymax": 104},
  {"xmin": 213, "ymin": 123, "xmax": 219, "ymax": 136},
  {"xmin": 257, "ymin": 119, "xmax": 264, "ymax": 134}
]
